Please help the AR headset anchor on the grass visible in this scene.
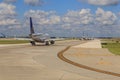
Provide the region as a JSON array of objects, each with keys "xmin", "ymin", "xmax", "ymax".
[
  {"xmin": 102, "ymin": 42, "xmax": 120, "ymax": 55},
  {"xmin": 0, "ymin": 40, "xmax": 29, "ymax": 44}
]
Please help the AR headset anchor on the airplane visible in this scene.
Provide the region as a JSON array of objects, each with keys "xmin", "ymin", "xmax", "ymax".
[
  {"xmin": 29, "ymin": 17, "xmax": 55, "ymax": 46},
  {"xmin": 0, "ymin": 33, "xmax": 6, "ymax": 38}
]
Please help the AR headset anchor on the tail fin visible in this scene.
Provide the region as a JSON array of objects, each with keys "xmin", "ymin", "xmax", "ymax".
[{"xmin": 30, "ymin": 17, "xmax": 35, "ymax": 34}]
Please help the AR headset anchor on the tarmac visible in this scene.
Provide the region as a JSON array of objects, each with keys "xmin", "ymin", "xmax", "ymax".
[
  {"xmin": 73, "ymin": 39, "xmax": 102, "ymax": 48},
  {"xmin": 64, "ymin": 39, "xmax": 120, "ymax": 79},
  {"xmin": 0, "ymin": 40, "xmax": 119, "ymax": 80}
]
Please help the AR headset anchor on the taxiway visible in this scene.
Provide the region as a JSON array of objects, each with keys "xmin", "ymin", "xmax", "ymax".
[{"xmin": 0, "ymin": 40, "xmax": 119, "ymax": 80}]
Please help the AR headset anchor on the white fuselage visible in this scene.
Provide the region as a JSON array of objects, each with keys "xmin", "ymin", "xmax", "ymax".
[{"xmin": 31, "ymin": 33, "xmax": 50, "ymax": 43}]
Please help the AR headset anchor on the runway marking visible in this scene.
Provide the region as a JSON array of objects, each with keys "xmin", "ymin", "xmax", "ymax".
[{"xmin": 57, "ymin": 46, "xmax": 120, "ymax": 77}]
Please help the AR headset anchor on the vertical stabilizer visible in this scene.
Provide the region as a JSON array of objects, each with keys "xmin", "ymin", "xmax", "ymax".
[{"xmin": 30, "ymin": 17, "xmax": 35, "ymax": 34}]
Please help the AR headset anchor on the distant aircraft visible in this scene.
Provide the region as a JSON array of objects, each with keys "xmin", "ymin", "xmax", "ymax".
[
  {"xmin": 0, "ymin": 33, "xmax": 6, "ymax": 38},
  {"xmin": 29, "ymin": 17, "xmax": 55, "ymax": 46}
]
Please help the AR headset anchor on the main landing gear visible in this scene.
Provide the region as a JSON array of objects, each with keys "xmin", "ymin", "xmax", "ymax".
[
  {"xmin": 30, "ymin": 41, "xmax": 36, "ymax": 46},
  {"xmin": 30, "ymin": 40, "xmax": 55, "ymax": 46},
  {"xmin": 45, "ymin": 40, "xmax": 55, "ymax": 45}
]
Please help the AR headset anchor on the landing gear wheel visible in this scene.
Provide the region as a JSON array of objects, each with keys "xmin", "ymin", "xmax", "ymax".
[
  {"xmin": 30, "ymin": 41, "xmax": 36, "ymax": 46},
  {"xmin": 45, "ymin": 41, "xmax": 49, "ymax": 45},
  {"xmin": 50, "ymin": 40, "xmax": 55, "ymax": 44}
]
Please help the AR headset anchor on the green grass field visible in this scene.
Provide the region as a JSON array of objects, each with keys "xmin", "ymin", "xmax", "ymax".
[
  {"xmin": 102, "ymin": 39, "xmax": 120, "ymax": 55},
  {"xmin": 0, "ymin": 40, "xmax": 29, "ymax": 44}
]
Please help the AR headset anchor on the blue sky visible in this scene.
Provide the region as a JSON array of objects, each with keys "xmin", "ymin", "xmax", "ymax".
[
  {"xmin": 16, "ymin": 0, "xmax": 88, "ymax": 16},
  {"xmin": 0, "ymin": 0, "xmax": 120, "ymax": 37}
]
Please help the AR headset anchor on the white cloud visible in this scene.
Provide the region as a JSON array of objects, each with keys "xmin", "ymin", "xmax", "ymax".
[
  {"xmin": 0, "ymin": 19, "xmax": 17, "ymax": 26},
  {"xmin": 78, "ymin": 0, "xmax": 119, "ymax": 6},
  {"xmin": 61, "ymin": 8, "xmax": 118, "ymax": 37},
  {"xmin": 24, "ymin": 10, "xmax": 61, "ymax": 25},
  {"xmin": 95, "ymin": 8, "xmax": 117, "ymax": 25},
  {"xmin": 0, "ymin": 3, "xmax": 16, "ymax": 15},
  {"xmin": 62, "ymin": 9, "xmax": 93, "ymax": 25},
  {"xmin": 24, "ymin": 0, "xmax": 44, "ymax": 6},
  {"xmin": 24, "ymin": 8, "xmax": 118, "ymax": 35},
  {"xmin": 49, "ymin": 15, "xmax": 61, "ymax": 24},
  {"xmin": 0, "ymin": 3, "xmax": 19, "ymax": 26},
  {"xmin": 23, "ymin": 8, "xmax": 119, "ymax": 37}
]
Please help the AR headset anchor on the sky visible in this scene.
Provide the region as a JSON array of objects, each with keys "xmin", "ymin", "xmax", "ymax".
[{"xmin": 0, "ymin": 0, "xmax": 120, "ymax": 37}]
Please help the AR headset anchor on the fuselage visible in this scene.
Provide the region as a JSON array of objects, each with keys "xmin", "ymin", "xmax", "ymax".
[{"xmin": 31, "ymin": 33, "xmax": 50, "ymax": 43}]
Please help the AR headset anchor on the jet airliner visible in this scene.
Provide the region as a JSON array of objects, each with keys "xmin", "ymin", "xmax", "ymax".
[{"xmin": 29, "ymin": 17, "xmax": 55, "ymax": 46}]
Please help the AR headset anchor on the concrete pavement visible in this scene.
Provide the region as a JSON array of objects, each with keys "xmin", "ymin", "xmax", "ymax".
[
  {"xmin": 0, "ymin": 40, "xmax": 89, "ymax": 80},
  {"xmin": 64, "ymin": 39, "xmax": 120, "ymax": 79},
  {"xmin": 0, "ymin": 40, "xmax": 119, "ymax": 80},
  {"xmin": 73, "ymin": 39, "xmax": 102, "ymax": 48}
]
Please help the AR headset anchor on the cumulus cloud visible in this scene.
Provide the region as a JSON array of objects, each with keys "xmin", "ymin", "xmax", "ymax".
[
  {"xmin": 0, "ymin": 3, "xmax": 19, "ymax": 26},
  {"xmin": 23, "ymin": 8, "xmax": 119, "ymax": 37},
  {"xmin": 24, "ymin": 0, "xmax": 44, "ymax": 6},
  {"xmin": 78, "ymin": 0, "xmax": 120, "ymax": 6},
  {"xmin": 24, "ymin": 9, "xmax": 94, "ymax": 28},
  {"xmin": 24, "ymin": 10, "xmax": 61, "ymax": 25},
  {"xmin": 0, "ymin": 3, "xmax": 16, "ymax": 15},
  {"xmin": 62, "ymin": 9, "xmax": 93, "ymax": 27},
  {"xmin": 3, "ymin": 0, "xmax": 17, "ymax": 3},
  {"xmin": 95, "ymin": 8, "xmax": 117, "ymax": 25}
]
